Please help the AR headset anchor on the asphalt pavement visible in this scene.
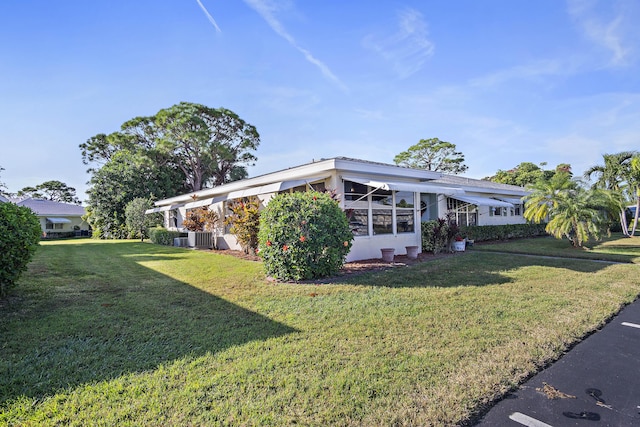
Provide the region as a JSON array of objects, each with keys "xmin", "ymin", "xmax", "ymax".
[{"xmin": 476, "ymin": 297, "xmax": 640, "ymax": 426}]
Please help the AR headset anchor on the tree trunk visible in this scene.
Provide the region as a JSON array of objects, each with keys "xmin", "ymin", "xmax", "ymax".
[
  {"xmin": 620, "ymin": 209, "xmax": 629, "ymax": 236},
  {"xmin": 631, "ymin": 196, "xmax": 640, "ymax": 236}
]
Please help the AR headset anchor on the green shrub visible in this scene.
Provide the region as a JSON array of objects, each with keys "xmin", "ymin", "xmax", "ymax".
[
  {"xmin": 421, "ymin": 218, "xmax": 451, "ymax": 254},
  {"xmin": 258, "ymin": 191, "xmax": 353, "ymax": 281},
  {"xmin": 459, "ymin": 223, "xmax": 548, "ymax": 242},
  {"xmin": 148, "ymin": 227, "xmax": 182, "ymax": 246},
  {"xmin": 0, "ymin": 203, "xmax": 42, "ymax": 297}
]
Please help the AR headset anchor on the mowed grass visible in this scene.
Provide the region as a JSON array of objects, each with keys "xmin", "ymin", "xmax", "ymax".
[
  {"xmin": 474, "ymin": 233, "xmax": 640, "ymax": 263},
  {"xmin": 1, "ymin": 238, "xmax": 639, "ymax": 426}
]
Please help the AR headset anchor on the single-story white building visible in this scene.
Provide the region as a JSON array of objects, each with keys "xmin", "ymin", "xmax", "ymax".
[
  {"xmin": 15, "ymin": 198, "xmax": 90, "ymax": 237},
  {"xmin": 148, "ymin": 157, "xmax": 529, "ymax": 261}
]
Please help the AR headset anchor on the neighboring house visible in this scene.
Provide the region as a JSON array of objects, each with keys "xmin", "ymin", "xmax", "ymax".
[
  {"xmin": 148, "ymin": 157, "xmax": 529, "ymax": 261},
  {"xmin": 0, "ymin": 194, "xmax": 9, "ymax": 203},
  {"xmin": 16, "ymin": 198, "xmax": 89, "ymax": 237}
]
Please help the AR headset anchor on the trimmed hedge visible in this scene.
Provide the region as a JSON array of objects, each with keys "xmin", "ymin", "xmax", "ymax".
[
  {"xmin": 1, "ymin": 203, "xmax": 42, "ymax": 297},
  {"xmin": 459, "ymin": 223, "xmax": 548, "ymax": 242},
  {"xmin": 148, "ymin": 227, "xmax": 182, "ymax": 246}
]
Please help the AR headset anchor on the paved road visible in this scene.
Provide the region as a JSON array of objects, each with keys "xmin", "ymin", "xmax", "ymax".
[{"xmin": 476, "ymin": 298, "xmax": 640, "ymax": 426}]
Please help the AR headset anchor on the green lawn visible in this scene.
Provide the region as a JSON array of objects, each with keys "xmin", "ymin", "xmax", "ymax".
[
  {"xmin": 473, "ymin": 233, "xmax": 640, "ymax": 263},
  {"xmin": 1, "ymin": 238, "xmax": 639, "ymax": 426}
]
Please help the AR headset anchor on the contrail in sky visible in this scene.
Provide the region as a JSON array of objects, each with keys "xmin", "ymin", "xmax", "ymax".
[
  {"xmin": 243, "ymin": 0, "xmax": 347, "ymax": 92},
  {"xmin": 196, "ymin": 0, "xmax": 222, "ymax": 33}
]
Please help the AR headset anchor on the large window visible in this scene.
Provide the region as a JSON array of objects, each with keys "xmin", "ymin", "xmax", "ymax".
[
  {"xmin": 446, "ymin": 198, "xmax": 478, "ymax": 227},
  {"xmin": 395, "ymin": 191, "xmax": 415, "ymax": 233},
  {"xmin": 344, "ymin": 181, "xmax": 415, "ymax": 236}
]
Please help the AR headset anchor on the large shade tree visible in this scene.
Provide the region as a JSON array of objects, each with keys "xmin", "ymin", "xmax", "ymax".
[
  {"xmin": 393, "ymin": 138, "xmax": 468, "ymax": 175},
  {"xmin": 80, "ymin": 102, "xmax": 260, "ymax": 192},
  {"xmin": 81, "ymin": 102, "xmax": 260, "ymax": 238},
  {"xmin": 17, "ymin": 180, "xmax": 81, "ymax": 204},
  {"xmin": 85, "ymin": 151, "xmax": 187, "ymax": 238}
]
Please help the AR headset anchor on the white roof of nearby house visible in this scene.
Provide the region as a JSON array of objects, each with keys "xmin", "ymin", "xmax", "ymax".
[
  {"xmin": 16, "ymin": 198, "xmax": 86, "ymax": 216},
  {"xmin": 0, "ymin": 194, "xmax": 8, "ymax": 203},
  {"xmin": 150, "ymin": 157, "xmax": 528, "ymax": 210}
]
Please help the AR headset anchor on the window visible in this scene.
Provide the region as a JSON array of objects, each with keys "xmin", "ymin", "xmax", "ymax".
[
  {"xmin": 45, "ymin": 222, "xmax": 64, "ymax": 230},
  {"xmin": 489, "ymin": 206, "xmax": 507, "ymax": 217},
  {"xmin": 446, "ymin": 198, "xmax": 478, "ymax": 226},
  {"xmin": 345, "ymin": 181, "xmax": 370, "ymax": 236},
  {"xmin": 291, "ymin": 182, "xmax": 326, "ymax": 193},
  {"xmin": 344, "ymin": 181, "xmax": 416, "ymax": 236},
  {"xmin": 371, "ymin": 189, "xmax": 392, "ymax": 235},
  {"xmin": 514, "ymin": 204, "xmax": 522, "ymax": 216},
  {"xmin": 395, "ymin": 191, "xmax": 415, "ymax": 233},
  {"xmin": 169, "ymin": 210, "xmax": 179, "ymax": 228}
]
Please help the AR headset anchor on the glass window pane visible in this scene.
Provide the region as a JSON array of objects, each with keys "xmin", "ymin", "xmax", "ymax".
[
  {"xmin": 395, "ymin": 191, "xmax": 414, "ymax": 208},
  {"xmin": 347, "ymin": 209, "xmax": 368, "ymax": 236},
  {"xmin": 396, "ymin": 210, "xmax": 414, "ymax": 233},
  {"xmin": 372, "ymin": 209, "xmax": 393, "ymax": 234}
]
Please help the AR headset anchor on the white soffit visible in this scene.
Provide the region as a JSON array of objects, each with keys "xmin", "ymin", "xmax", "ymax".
[
  {"xmin": 341, "ymin": 176, "xmax": 464, "ymax": 196},
  {"xmin": 452, "ymin": 195, "xmax": 514, "ymax": 207}
]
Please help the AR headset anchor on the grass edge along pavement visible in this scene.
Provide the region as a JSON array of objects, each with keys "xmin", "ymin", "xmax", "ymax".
[{"xmin": 1, "ymin": 238, "xmax": 639, "ymax": 426}]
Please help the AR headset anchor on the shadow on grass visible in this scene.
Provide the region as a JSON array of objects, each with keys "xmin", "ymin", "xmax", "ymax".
[
  {"xmin": 343, "ymin": 251, "xmax": 615, "ymax": 289},
  {"xmin": 0, "ymin": 243, "xmax": 297, "ymax": 406}
]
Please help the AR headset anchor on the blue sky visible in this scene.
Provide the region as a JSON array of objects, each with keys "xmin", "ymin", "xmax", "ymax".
[{"xmin": 1, "ymin": 0, "xmax": 639, "ymax": 202}]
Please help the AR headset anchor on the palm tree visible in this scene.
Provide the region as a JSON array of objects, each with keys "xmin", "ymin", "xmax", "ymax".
[
  {"xmin": 523, "ymin": 172, "xmax": 576, "ymax": 223},
  {"xmin": 584, "ymin": 152, "xmax": 635, "ymax": 236},
  {"xmin": 627, "ymin": 155, "xmax": 640, "ymax": 235},
  {"xmin": 524, "ymin": 173, "xmax": 611, "ymax": 247}
]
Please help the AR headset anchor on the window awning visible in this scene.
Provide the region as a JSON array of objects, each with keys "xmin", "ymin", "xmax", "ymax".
[
  {"xmin": 46, "ymin": 217, "xmax": 71, "ymax": 224},
  {"xmin": 226, "ymin": 175, "xmax": 329, "ymax": 200},
  {"xmin": 145, "ymin": 203, "xmax": 185, "ymax": 214},
  {"xmin": 451, "ymin": 195, "xmax": 514, "ymax": 207},
  {"xmin": 341, "ymin": 176, "xmax": 464, "ymax": 196},
  {"xmin": 184, "ymin": 196, "xmax": 226, "ymax": 210},
  {"xmin": 496, "ymin": 197, "xmax": 524, "ymax": 205}
]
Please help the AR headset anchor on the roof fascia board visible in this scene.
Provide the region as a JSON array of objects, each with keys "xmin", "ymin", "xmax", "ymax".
[
  {"xmin": 333, "ymin": 158, "xmax": 442, "ymax": 181},
  {"xmin": 154, "ymin": 159, "xmax": 340, "ymax": 207}
]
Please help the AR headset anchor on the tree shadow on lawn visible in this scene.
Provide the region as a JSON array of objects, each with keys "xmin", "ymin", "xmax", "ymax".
[
  {"xmin": 0, "ymin": 245, "xmax": 297, "ymax": 406},
  {"xmin": 342, "ymin": 252, "xmax": 616, "ymax": 289}
]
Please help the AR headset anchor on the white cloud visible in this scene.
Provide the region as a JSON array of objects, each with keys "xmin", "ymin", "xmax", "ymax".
[
  {"xmin": 243, "ymin": 0, "xmax": 347, "ymax": 91},
  {"xmin": 468, "ymin": 58, "xmax": 578, "ymax": 89},
  {"xmin": 567, "ymin": 0, "xmax": 636, "ymax": 66},
  {"xmin": 363, "ymin": 8, "xmax": 435, "ymax": 79}
]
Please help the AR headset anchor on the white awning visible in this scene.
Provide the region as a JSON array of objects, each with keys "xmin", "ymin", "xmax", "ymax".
[
  {"xmin": 184, "ymin": 196, "xmax": 226, "ymax": 210},
  {"xmin": 451, "ymin": 195, "xmax": 514, "ymax": 207},
  {"xmin": 496, "ymin": 197, "xmax": 524, "ymax": 205},
  {"xmin": 226, "ymin": 176, "xmax": 329, "ymax": 200},
  {"xmin": 46, "ymin": 217, "xmax": 71, "ymax": 224},
  {"xmin": 145, "ymin": 203, "xmax": 185, "ymax": 214},
  {"xmin": 341, "ymin": 176, "xmax": 464, "ymax": 196}
]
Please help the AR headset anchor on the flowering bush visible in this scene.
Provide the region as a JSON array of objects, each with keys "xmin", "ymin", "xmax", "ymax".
[
  {"xmin": 258, "ymin": 191, "xmax": 353, "ymax": 281},
  {"xmin": 182, "ymin": 206, "xmax": 219, "ymax": 232},
  {"xmin": 224, "ymin": 197, "xmax": 261, "ymax": 254}
]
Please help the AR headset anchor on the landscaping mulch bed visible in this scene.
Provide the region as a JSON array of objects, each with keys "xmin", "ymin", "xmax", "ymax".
[{"xmin": 210, "ymin": 248, "xmax": 460, "ymax": 283}]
